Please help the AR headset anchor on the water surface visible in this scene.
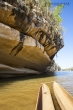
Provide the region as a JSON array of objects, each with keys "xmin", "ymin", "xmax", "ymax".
[{"xmin": 0, "ymin": 71, "xmax": 73, "ymax": 110}]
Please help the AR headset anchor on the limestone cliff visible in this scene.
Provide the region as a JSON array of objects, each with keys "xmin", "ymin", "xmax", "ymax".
[{"xmin": 0, "ymin": 0, "xmax": 64, "ymax": 73}]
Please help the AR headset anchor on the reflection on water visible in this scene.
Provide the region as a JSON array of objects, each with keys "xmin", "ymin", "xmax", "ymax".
[{"xmin": 0, "ymin": 71, "xmax": 73, "ymax": 110}]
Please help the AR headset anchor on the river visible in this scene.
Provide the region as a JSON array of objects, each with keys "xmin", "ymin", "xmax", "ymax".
[{"xmin": 0, "ymin": 71, "xmax": 73, "ymax": 110}]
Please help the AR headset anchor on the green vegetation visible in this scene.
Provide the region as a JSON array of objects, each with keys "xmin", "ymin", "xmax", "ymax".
[
  {"xmin": 53, "ymin": 4, "xmax": 64, "ymax": 23},
  {"xmin": 39, "ymin": 0, "xmax": 51, "ymax": 11}
]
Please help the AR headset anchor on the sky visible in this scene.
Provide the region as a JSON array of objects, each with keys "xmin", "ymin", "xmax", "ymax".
[{"xmin": 50, "ymin": 0, "xmax": 73, "ymax": 69}]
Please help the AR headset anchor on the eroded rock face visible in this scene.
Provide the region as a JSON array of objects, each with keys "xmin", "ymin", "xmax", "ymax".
[
  {"xmin": 0, "ymin": 1, "xmax": 64, "ymax": 72},
  {"xmin": 0, "ymin": 23, "xmax": 51, "ymax": 71}
]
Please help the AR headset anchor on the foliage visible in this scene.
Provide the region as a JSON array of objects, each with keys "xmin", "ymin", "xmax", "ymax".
[
  {"xmin": 53, "ymin": 4, "xmax": 64, "ymax": 23},
  {"xmin": 39, "ymin": 0, "xmax": 51, "ymax": 13}
]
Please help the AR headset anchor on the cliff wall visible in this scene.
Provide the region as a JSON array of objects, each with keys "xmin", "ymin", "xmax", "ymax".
[{"xmin": 0, "ymin": 1, "xmax": 64, "ymax": 73}]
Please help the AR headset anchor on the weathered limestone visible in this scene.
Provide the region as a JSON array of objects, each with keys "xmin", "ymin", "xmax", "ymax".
[
  {"xmin": 0, "ymin": 1, "xmax": 64, "ymax": 72},
  {"xmin": 0, "ymin": 23, "xmax": 51, "ymax": 71},
  {"xmin": 0, "ymin": 1, "xmax": 57, "ymax": 57}
]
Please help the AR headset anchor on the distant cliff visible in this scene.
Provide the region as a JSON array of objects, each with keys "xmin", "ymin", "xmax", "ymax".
[
  {"xmin": 46, "ymin": 60, "xmax": 61, "ymax": 72},
  {"xmin": 62, "ymin": 67, "xmax": 73, "ymax": 71}
]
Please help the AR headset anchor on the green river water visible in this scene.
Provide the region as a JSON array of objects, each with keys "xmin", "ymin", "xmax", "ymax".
[{"xmin": 0, "ymin": 71, "xmax": 73, "ymax": 110}]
